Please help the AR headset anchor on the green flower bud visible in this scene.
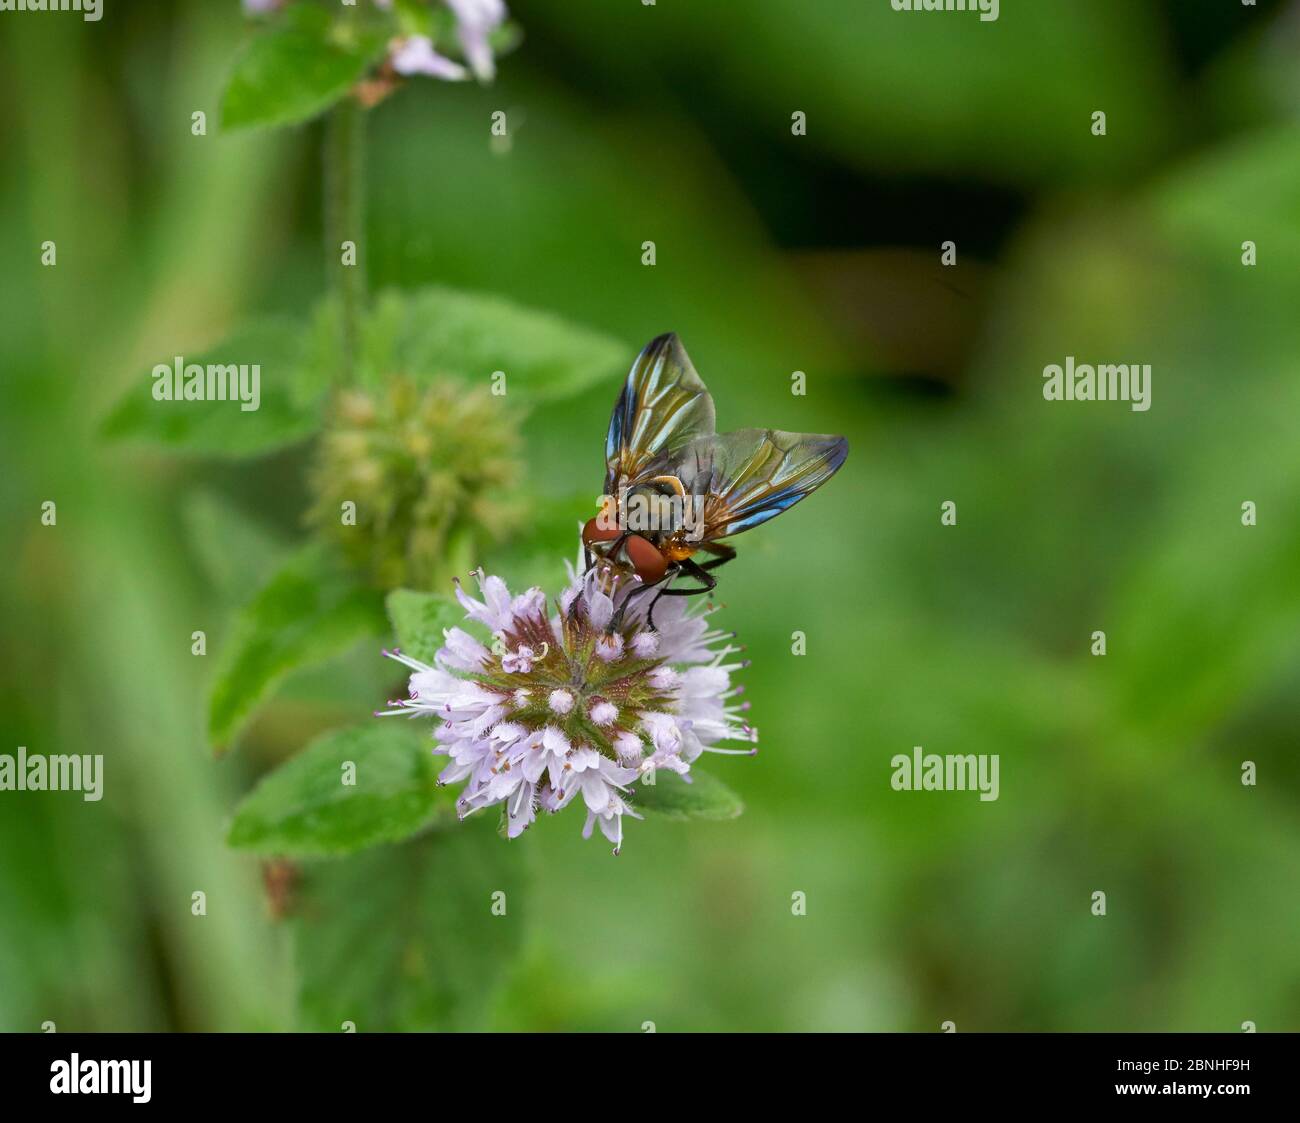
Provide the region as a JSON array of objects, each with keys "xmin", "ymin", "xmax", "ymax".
[{"xmin": 308, "ymin": 375, "xmax": 523, "ymax": 589}]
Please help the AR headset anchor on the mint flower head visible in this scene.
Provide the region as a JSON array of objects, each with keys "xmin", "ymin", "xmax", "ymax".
[
  {"xmin": 307, "ymin": 376, "xmax": 522, "ymax": 590},
  {"xmin": 377, "ymin": 558, "xmax": 756, "ymax": 853}
]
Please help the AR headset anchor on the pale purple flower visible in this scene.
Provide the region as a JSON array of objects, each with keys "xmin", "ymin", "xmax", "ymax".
[
  {"xmin": 583, "ymin": 791, "xmax": 637, "ymax": 852},
  {"xmin": 446, "ymin": 0, "xmax": 507, "ymax": 82},
  {"xmin": 376, "ymin": 552, "xmax": 755, "ymax": 854},
  {"xmin": 500, "ymin": 644, "xmax": 535, "ymax": 673},
  {"xmin": 241, "ymin": 0, "xmax": 282, "ymax": 13},
  {"xmin": 389, "ymin": 35, "xmax": 469, "ymax": 82}
]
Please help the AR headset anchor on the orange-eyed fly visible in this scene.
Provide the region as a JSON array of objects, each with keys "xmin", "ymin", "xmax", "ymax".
[{"xmin": 582, "ymin": 333, "xmax": 849, "ymax": 627}]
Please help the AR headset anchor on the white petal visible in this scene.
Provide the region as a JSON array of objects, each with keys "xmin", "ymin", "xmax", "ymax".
[
  {"xmin": 587, "ymin": 589, "xmax": 614, "ymax": 632},
  {"xmin": 598, "ymin": 810, "xmax": 621, "ymax": 846},
  {"xmin": 542, "ymin": 726, "xmax": 570, "ymax": 755},
  {"xmin": 581, "ymin": 772, "xmax": 611, "ymax": 813}
]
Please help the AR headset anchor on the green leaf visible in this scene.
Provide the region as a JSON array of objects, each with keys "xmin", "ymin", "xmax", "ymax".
[
  {"xmin": 221, "ymin": 6, "xmax": 387, "ymax": 132},
  {"xmin": 1098, "ymin": 418, "xmax": 1300, "ymax": 742},
  {"xmin": 354, "ymin": 287, "xmax": 628, "ymax": 403},
  {"xmin": 227, "ymin": 722, "xmax": 452, "ymax": 857},
  {"xmin": 632, "ymin": 768, "xmax": 745, "ymax": 822},
  {"xmin": 1151, "ymin": 128, "xmax": 1300, "ymax": 274},
  {"xmin": 293, "ymin": 817, "xmax": 529, "ymax": 1031},
  {"xmin": 101, "ymin": 318, "xmax": 323, "ymax": 458},
  {"xmin": 385, "ymin": 589, "xmax": 464, "ymax": 666},
  {"xmin": 209, "ymin": 545, "xmax": 387, "ymax": 753}
]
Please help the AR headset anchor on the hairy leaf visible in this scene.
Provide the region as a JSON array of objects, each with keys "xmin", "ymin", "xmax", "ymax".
[
  {"xmin": 632, "ymin": 768, "xmax": 745, "ymax": 821},
  {"xmin": 209, "ymin": 546, "xmax": 386, "ymax": 753},
  {"xmin": 227, "ymin": 721, "xmax": 452, "ymax": 856},
  {"xmin": 293, "ymin": 818, "xmax": 528, "ymax": 1030}
]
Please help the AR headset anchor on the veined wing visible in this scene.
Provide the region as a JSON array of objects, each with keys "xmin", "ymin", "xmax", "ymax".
[
  {"xmin": 671, "ymin": 428, "xmax": 849, "ymax": 540},
  {"xmin": 604, "ymin": 333, "xmax": 716, "ymax": 494}
]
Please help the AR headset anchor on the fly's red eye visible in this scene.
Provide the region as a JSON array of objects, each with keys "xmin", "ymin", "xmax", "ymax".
[
  {"xmin": 582, "ymin": 517, "xmax": 622, "ymax": 546},
  {"xmin": 624, "ymin": 534, "xmax": 668, "ymax": 584}
]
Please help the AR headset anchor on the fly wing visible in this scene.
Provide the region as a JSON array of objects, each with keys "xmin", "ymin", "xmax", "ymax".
[
  {"xmin": 604, "ymin": 333, "xmax": 716, "ymax": 494},
  {"xmin": 672, "ymin": 428, "xmax": 849, "ymax": 540}
]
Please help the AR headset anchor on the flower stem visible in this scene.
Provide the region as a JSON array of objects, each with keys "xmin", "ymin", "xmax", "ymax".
[{"xmin": 325, "ymin": 96, "xmax": 365, "ymax": 384}]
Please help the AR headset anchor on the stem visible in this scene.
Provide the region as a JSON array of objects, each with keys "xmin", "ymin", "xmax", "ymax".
[{"xmin": 325, "ymin": 96, "xmax": 365, "ymax": 384}]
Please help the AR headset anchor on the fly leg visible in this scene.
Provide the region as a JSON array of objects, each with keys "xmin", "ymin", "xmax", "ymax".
[
  {"xmin": 646, "ymin": 558, "xmax": 715, "ymax": 632},
  {"xmin": 609, "ymin": 570, "xmax": 667, "ymax": 633},
  {"xmin": 643, "ymin": 545, "xmax": 736, "ymax": 629},
  {"xmin": 695, "ymin": 541, "xmax": 737, "ymax": 572}
]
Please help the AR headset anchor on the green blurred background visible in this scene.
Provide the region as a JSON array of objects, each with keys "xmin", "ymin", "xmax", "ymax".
[{"xmin": 4, "ymin": 0, "xmax": 1300, "ymax": 1032}]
